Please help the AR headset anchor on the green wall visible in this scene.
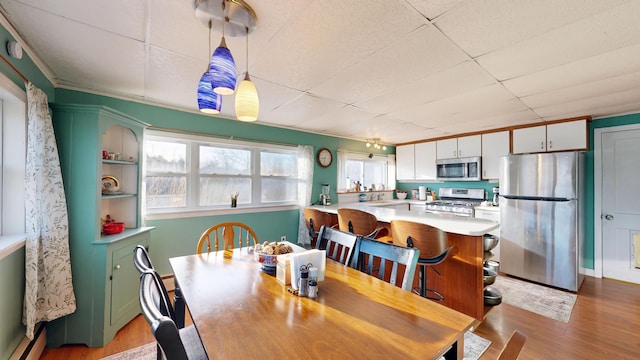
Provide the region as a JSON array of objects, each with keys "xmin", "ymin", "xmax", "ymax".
[
  {"xmin": 0, "ymin": 248, "xmax": 26, "ymax": 360},
  {"xmin": 53, "ymin": 88, "xmax": 394, "ymax": 275}
]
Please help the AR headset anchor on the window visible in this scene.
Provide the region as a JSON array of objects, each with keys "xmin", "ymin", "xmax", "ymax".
[
  {"xmin": 144, "ymin": 131, "xmax": 299, "ymax": 214},
  {"xmin": 338, "ymin": 150, "xmax": 396, "ymax": 192}
]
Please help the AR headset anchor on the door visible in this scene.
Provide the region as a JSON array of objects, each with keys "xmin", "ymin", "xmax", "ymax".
[
  {"xmin": 601, "ymin": 129, "xmax": 640, "ymax": 284},
  {"xmin": 500, "ymin": 198, "xmax": 579, "ymax": 291}
]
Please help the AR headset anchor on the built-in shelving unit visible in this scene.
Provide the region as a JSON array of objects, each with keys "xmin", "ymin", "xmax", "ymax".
[{"xmin": 48, "ymin": 105, "xmax": 153, "ymax": 348}]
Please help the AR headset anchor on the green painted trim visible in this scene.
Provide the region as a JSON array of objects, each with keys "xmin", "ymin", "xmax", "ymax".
[{"xmin": 0, "ymin": 248, "xmax": 26, "ymax": 360}]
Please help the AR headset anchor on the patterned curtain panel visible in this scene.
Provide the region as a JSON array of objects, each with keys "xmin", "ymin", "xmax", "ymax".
[
  {"xmin": 296, "ymin": 145, "xmax": 314, "ymax": 244},
  {"xmin": 23, "ymin": 82, "xmax": 76, "ymax": 339}
]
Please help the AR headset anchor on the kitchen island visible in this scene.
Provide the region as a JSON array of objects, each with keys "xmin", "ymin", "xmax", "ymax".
[{"xmin": 309, "ymin": 202, "xmax": 499, "ymax": 322}]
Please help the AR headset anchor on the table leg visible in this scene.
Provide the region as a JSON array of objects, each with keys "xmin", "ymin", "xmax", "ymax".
[{"xmin": 443, "ymin": 334, "xmax": 463, "ymax": 360}]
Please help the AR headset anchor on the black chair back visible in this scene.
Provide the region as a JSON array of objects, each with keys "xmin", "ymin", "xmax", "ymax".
[{"xmin": 315, "ymin": 226, "xmax": 359, "ymax": 265}]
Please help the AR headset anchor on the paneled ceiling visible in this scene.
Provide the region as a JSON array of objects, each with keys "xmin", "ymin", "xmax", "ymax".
[{"xmin": 1, "ymin": 0, "xmax": 639, "ymax": 145}]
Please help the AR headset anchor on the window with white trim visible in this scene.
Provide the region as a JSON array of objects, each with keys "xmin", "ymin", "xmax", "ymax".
[
  {"xmin": 337, "ymin": 150, "xmax": 396, "ymax": 192},
  {"xmin": 144, "ymin": 131, "xmax": 299, "ymax": 214}
]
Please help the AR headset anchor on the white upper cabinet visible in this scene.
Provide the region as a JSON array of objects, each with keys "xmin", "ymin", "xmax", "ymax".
[
  {"xmin": 436, "ymin": 135, "xmax": 481, "ymax": 159},
  {"xmin": 547, "ymin": 120, "xmax": 587, "ymax": 151},
  {"xmin": 513, "ymin": 119, "xmax": 587, "ymax": 154},
  {"xmin": 481, "ymin": 131, "xmax": 510, "ymax": 180},
  {"xmin": 414, "ymin": 141, "xmax": 437, "ymax": 180},
  {"xmin": 396, "ymin": 144, "xmax": 415, "ymax": 180}
]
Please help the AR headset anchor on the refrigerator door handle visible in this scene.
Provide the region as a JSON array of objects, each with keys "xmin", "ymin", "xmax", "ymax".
[{"xmin": 502, "ymin": 195, "xmax": 571, "ymax": 202}]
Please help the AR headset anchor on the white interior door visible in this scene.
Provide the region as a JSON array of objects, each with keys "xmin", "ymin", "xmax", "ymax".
[{"xmin": 601, "ymin": 129, "xmax": 640, "ymax": 284}]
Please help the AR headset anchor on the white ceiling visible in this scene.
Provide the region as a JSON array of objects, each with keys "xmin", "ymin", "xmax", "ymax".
[{"xmin": 1, "ymin": 0, "xmax": 639, "ymax": 145}]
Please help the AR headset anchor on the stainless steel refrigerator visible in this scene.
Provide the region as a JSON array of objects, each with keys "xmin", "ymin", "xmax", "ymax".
[{"xmin": 499, "ymin": 152, "xmax": 585, "ymax": 292}]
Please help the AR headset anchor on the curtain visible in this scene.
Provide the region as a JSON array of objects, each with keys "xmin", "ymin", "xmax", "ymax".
[
  {"xmin": 296, "ymin": 145, "xmax": 314, "ymax": 245},
  {"xmin": 336, "ymin": 148, "xmax": 348, "ymax": 191},
  {"xmin": 23, "ymin": 82, "xmax": 76, "ymax": 339}
]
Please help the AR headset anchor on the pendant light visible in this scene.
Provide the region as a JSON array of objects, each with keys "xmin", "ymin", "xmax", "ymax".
[
  {"xmin": 197, "ymin": 20, "xmax": 221, "ymax": 114},
  {"xmin": 235, "ymin": 26, "xmax": 259, "ymax": 122},
  {"xmin": 209, "ymin": 0, "xmax": 236, "ymax": 95}
]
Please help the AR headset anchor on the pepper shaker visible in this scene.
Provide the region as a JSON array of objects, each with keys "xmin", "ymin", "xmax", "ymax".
[
  {"xmin": 308, "ymin": 267, "xmax": 318, "ymax": 299},
  {"xmin": 298, "ymin": 265, "xmax": 309, "ymax": 297}
]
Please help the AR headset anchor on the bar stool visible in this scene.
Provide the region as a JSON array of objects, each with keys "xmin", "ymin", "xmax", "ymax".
[
  {"xmin": 390, "ymin": 220, "xmax": 457, "ymax": 301},
  {"xmin": 337, "ymin": 208, "xmax": 387, "ymax": 239},
  {"xmin": 303, "ymin": 208, "xmax": 338, "ymax": 248}
]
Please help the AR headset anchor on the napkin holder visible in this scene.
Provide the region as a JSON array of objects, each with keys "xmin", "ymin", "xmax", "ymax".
[
  {"xmin": 289, "ymin": 249, "xmax": 326, "ymax": 290},
  {"xmin": 276, "ymin": 254, "xmax": 292, "ymax": 285}
]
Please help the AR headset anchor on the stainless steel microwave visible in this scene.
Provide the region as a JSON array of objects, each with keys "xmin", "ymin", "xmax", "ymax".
[{"xmin": 436, "ymin": 156, "xmax": 482, "ymax": 181}]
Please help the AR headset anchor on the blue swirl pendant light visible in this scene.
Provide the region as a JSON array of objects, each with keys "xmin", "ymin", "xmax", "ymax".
[
  {"xmin": 210, "ymin": 0, "xmax": 236, "ymax": 95},
  {"xmin": 198, "ymin": 20, "xmax": 222, "ymax": 114}
]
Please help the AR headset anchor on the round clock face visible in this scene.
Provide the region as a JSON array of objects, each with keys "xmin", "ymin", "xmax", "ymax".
[{"xmin": 317, "ymin": 148, "xmax": 333, "ymax": 167}]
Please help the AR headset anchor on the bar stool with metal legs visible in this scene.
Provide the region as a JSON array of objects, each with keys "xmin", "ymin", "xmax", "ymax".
[{"xmin": 390, "ymin": 220, "xmax": 457, "ymax": 301}]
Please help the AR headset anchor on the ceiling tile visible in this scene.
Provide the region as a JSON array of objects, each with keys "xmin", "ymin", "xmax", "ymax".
[
  {"xmin": 406, "ymin": 0, "xmax": 464, "ymax": 20},
  {"xmin": 503, "ymin": 42, "xmax": 640, "ymax": 97},
  {"xmin": 250, "ymin": 0, "xmax": 427, "ymax": 91},
  {"xmin": 434, "ymin": 0, "xmax": 628, "ymax": 57},
  {"xmin": 356, "ymin": 60, "xmax": 495, "ymax": 114},
  {"xmin": 145, "ymin": 47, "xmax": 202, "ymax": 109},
  {"xmin": 3, "ymin": 0, "xmax": 146, "ymax": 39},
  {"xmin": 533, "ymin": 87, "xmax": 640, "ymax": 119},
  {"xmin": 268, "ymin": 93, "xmax": 344, "ymax": 127},
  {"xmin": 477, "ymin": 1, "xmax": 640, "ymax": 81},
  {"xmin": 308, "ymin": 25, "xmax": 469, "ymax": 105}
]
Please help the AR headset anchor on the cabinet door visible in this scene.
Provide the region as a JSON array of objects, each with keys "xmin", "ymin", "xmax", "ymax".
[
  {"xmin": 436, "ymin": 138, "xmax": 458, "ymax": 159},
  {"xmin": 512, "ymin": 125, "xmax": 546, "ymax": 154},
  {"xmin": 414, "ymin": 141, "xmax": 437, "ymax": 180},
  {"xmin": 457, "ymin": 135, "xmax": 481, "ymax": 158},
  {"xmin": 547, "ymin": 119, "xmax": 587, "ymax": 151},
  {"xmin": 396, "ymin": 144, "xmax": 415, "ymax": 180},
  {"xmin": 110, "ymin": 233, "xmax": 150, "ymax": 326},
  {"xmin": 481, "ymin": 131, "xmax": 510, "ymax": 180}
]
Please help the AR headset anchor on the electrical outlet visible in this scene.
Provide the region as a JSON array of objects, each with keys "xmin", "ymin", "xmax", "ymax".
[{"xmin": 281, "ymin": 236, "xmax": 286, "ymax": 242}]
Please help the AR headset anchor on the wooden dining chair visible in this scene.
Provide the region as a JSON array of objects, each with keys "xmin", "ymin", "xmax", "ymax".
[
  {"xmin": 390, "ymin": 220, "xmax": 457, "ymax": 301},
  {"xmin": 133, "ymin": 245, "xmax": 185, "ymax": 329},
  {"xmin": 303, "ymin": 207, "xmax": 338, "ymax": 248},
  {"xmin": 139, "ymin": 271, "xmax": 209, "ymax": 360},
  {"xmin": 196, "ymin": 222, "xmax": 258, "ymax": 254},
  {"xmin": 315, "ymin": 225, "xmax": 358, "ymax": 265},
  {"xmin": 497, "ymin": 330, "xmax": 527, "ymax": 360},
  {"xmin": 350, "ymin": 236, "xmax": 420, "ymax": 291},
  {"xmin": 337, "ymin": 208, "xmax": 387, "ymax": 239}
]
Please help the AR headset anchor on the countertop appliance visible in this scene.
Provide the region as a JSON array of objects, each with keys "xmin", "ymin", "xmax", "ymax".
[
  {"xmin": 320, "ymin": 183, "xmax": 331, "ymax": 206},
  {"xmin": 499, "ymin": 152, "xmax": 585, "ymax": 292},
  {"xmin": 436, "ymin": 156, "xmax": 482, "ymax": 181},
  {"xmin": 425, "ymin": 188, "xmax": 485, "ymax": 217},
  {"xmin": 492, "ymin": 186, "xmax": 499, "ymax": 206}
]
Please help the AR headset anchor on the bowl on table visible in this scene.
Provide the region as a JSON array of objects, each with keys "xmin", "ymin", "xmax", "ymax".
[{"xmin": 254, "ymin": 242, "xmax": 294, "ymax": 275}]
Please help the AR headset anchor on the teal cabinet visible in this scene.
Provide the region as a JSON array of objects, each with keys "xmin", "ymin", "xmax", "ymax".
[{"xmin": 48, "ymin": 105, "xmax": 154, "ymax": 347}]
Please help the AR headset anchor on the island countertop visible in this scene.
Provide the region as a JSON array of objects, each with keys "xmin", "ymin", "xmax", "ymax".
[{"xmin": 309, "ymin": 202, "xmax": 498, "ymax": 236}]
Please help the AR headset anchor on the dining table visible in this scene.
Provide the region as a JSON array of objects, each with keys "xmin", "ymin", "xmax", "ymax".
[{"xmin": 169, "ymin": 246, "xmax": 476, "ymax": 360}]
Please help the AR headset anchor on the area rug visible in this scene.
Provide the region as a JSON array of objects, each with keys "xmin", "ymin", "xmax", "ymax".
[
  {"xmin": 100, "ymin": 343, "xmax": 156, "ymax": 360},
  {"xmin": 103, "ymin": 332, "xmax": 490, "ymax": 360},
  {"xmin": 492, "ymin": 275, "xmax": 577, "ymax": 323}
]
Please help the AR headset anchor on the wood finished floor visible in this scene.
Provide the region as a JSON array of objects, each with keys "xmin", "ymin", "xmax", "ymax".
[{"xmin": 40, "ymin": 276, "xmax": 640, "ymax": 359}]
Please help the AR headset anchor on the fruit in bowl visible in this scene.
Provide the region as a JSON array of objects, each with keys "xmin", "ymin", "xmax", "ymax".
[{"xmin": 254, "ymin": 242, "xmax": 294, "ymax": 274}]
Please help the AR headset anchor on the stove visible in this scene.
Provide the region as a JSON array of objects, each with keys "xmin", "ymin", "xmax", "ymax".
[{"xmin": 425, "ymin": 188, "xmax": 485, "ymax": 217}]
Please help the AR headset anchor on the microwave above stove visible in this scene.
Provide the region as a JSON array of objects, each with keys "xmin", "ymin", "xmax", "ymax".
[{"xmin": 436, "ymin": 156, "xmax": 482, "ymax": 181}]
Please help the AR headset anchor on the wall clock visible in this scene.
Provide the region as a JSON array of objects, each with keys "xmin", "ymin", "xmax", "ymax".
[{"xmin": 317, "ymin": 148, "xmax": 333, "ymax": 167}]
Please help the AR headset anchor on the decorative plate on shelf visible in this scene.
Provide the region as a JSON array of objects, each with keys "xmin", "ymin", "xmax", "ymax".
[{"xmin": 102, "ymin": 175, "xmax": 120, "ymax": 194}]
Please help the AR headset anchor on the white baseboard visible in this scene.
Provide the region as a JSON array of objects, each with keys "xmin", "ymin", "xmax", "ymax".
[{"xmin": 9, "ymin": 325, "xmax": 46, "ymax": 360}]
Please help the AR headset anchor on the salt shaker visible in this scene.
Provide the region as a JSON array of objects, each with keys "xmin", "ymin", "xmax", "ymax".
[{"xmin": 308, "ymin": 267, "xmax": 318, "ymax": 299}]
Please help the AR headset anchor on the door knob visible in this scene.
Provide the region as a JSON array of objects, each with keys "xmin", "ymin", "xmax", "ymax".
[{"xmin": 604, "ymin": 214, "xmax": 614, "ymax": 220}]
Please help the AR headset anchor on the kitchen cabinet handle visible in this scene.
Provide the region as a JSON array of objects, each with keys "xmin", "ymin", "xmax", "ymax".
[
  {"xmin": 115, "ymin": 264, "xmax": 121, "ymax": 270},
  {"xmin": 604, "ymin": 214, "xmax": 614, "ymax": 220},
  {"xmin": 540, "ymin": 141, "xmax": 544, "ymax": 150},
  {"xmin": 549, "ymin": 140, "xmax": 553, "ymax": 149}
]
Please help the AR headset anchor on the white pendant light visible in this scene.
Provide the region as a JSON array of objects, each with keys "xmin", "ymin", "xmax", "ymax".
[{"xmin": 235, "ymin": 26, "xmax": 259, "ymax": 122}]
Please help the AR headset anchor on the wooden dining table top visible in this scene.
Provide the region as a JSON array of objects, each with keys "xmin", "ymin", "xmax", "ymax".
[{"xmin": 169, "ymin": 247, "xmax": 475, "ymax": 360}]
